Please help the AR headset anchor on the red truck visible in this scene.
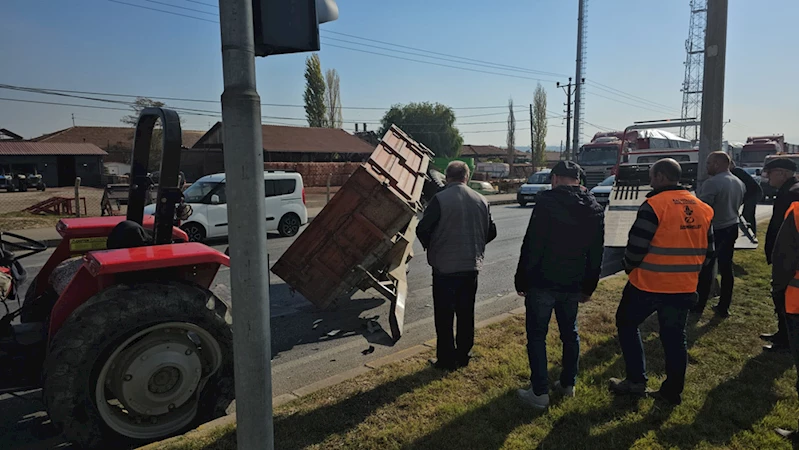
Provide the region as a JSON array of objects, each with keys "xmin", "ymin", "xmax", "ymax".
[
  {"xmin": 739, "ymin": 135, "xmax": 799, "ymax": 167},
  {"xmin": 577, "ymin": 129, "xmax": 693, "ymax": 189}
]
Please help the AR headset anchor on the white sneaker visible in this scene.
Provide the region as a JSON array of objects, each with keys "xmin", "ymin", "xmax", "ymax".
[
  {"xmin": 517, "ymin": 387, "xmax": 550, "ymax": 409},
  {"xmin": 554, "ymin": 381, "xmax": 575, "ymax": 398}
]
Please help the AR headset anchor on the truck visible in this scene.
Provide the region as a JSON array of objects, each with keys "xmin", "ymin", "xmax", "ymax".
[
  {"xmin": 604, "ymin": 119, "xmax": 755, "ymax": 251},
  {"xmin": 576, "ymin": 128, "xmax": 694, "ymax": 189},
  {"xmin": 739, "ymin": 135, "xmax": 799, "ymax": 168}
]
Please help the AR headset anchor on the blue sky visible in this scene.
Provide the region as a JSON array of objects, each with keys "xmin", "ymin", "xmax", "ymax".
[{"xmin": 1, "ymin": 0, "xmax": 797, "ymax": 147}]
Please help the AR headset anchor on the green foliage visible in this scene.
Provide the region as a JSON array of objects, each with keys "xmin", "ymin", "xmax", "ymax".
[
  {"xmin": 379, "ymin": 102, "xmax": 463, "ymax": 158},
  {"xmin": 533, "ymin": 84, "xmax": 548, "ymax": 167},
  {"xmin": 303, "ymin": 54, "xmax": 327, "ymax": 128}
]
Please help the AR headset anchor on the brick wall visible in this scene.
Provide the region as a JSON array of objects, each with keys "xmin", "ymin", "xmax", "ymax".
[{"xmin": 263, "ymin": 162, "xmax": 362, "ymax": 187}]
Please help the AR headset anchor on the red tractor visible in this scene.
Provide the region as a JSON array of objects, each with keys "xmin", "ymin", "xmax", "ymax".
[{"xmin": 0, "ymin": 108, "xmax": 234, "ymax": 448}]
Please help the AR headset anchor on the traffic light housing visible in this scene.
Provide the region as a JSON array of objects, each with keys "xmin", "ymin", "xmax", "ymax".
[{"xmin": 253, "ymin": 0, "xmax": 339, "ymax": 57}]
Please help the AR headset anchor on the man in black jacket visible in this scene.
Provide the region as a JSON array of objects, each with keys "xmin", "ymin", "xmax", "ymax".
[
  {"xmin": 514, "ymin": 161, "xmax": 605, "ymax": 409},
  {"xmin": 761, "ymin": 157, "xmax": 799, "ymax": 351},
  {"xmin": 730, "ymin": 161, "xmax": 763, "ymax": 237}
]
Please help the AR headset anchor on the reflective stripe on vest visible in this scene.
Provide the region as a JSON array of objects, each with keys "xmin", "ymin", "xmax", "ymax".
[
  {"xmin": 628, "ymin": 190, "xmax": 714, "ymax": 294},
  {"xmin": 784, "ymin": 203, "xmax": 799, "ymax": 314}
]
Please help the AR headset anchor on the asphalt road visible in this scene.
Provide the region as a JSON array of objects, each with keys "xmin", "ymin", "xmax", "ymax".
[{"xmin": 0, "ymin": 203, "xmax": 771, "ymax": 449}]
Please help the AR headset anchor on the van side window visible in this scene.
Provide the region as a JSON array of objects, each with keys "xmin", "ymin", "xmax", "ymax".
[
  {"xmin": 209, "ymin": 184, "xmax": 227, "ymax": 204},
  {"xmin": 264, "ymin": 180, "xmax": 275, "ymax": 197},
  {"xmin": 265, "ymin": 179, "xmax": 296, "ymax": 197},
  {"xmin": 276, "ymin": 179, "xmax": 296, "ymax": 195}
]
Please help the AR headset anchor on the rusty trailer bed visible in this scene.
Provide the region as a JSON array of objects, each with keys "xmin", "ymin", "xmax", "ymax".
[{"xmin": 271, "ymin": 126, "xmax": 433, "ymax": 340}]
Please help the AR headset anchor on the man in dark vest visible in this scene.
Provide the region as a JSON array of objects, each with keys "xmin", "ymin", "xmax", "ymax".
[
  {"xmin": 417, "ymin": 161, "xmax": 497, "ymax": 370},
  {"xmin": 762, "ymin": 157, "xmax": 799, "ymax": 352}
]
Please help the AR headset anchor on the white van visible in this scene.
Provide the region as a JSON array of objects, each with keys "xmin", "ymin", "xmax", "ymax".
[{"xmin": 144, "ymin": 171, "xmax": 308, "ymax": 241}]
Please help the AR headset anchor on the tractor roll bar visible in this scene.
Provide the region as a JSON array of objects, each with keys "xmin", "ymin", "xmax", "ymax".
[{"xmin": 127, "ymin": 107, "xmax": 184, "ymax": 245}]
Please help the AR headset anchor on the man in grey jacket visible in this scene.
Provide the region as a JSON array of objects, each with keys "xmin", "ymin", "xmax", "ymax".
[
  {"xmin": 693, "ymin": 151, "xmax": 745, "ymax": 317},
  {"xmin": 417, "ymin": 161, "xmax": 497, "ymax": 370}
]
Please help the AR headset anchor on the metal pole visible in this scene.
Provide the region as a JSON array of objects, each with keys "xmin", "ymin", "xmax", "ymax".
[
  {"xmin": 74, "ymin": 177, "xmax": 81, "ymax": 218},
  {"xmin": 565, "ymin": 78, "xmax": 572, "ymax": 160},
  {"xmin": 573, "ymin": 0, "xmax": 585, "ymax": 156},
  {"xmin": 697, "ymin": 0, "xmax": 728, "ymax": 192},
  {"xmin": 217, "ymin": 0, "xmax": 274, "ymax": 448}
]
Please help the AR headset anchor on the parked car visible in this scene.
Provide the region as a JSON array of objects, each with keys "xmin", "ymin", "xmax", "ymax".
[
  {"xmin": 468, "ymin": 180, "xmax": 498, "ymax": 196},
  {"xmin": 516, "ymin": 169, "xmax": 552, "ymax": 207},
  {"xmin": 144, "ymin": 171, "xmax": 308, "ymax": 241},
  {"xmin": 589, "ymin": 175, "xmax": 615, "ymax": 207}
]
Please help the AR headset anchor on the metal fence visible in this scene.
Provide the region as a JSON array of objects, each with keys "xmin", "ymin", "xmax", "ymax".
[{"xmin": 0, "ymin": 185, "xmax": 105, "ymax": 218}]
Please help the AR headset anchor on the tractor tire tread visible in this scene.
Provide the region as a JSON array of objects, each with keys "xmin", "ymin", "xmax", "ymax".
[{"xmin": 43, "ymin": 281, "xmax": 234, "ymax": 449}]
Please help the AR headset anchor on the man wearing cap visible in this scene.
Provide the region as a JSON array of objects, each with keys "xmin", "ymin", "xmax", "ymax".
[
  {"xmin": 609, "ymin": 159, "xmax": 715, "ymax": 406},
  {"xmin": 761, "ymin": 157, "xmax": 799, "ymax": 352},
  {"xmin": 515, "ymin": 160, "xmax": 605, "ymax": 409},
  {"xmin": 417, "ymin": 161, "xmax": 497, "ymax": 370},
  {"xmin": 693, "ymin": 151, "xmax": 745, "ymax": 318}
]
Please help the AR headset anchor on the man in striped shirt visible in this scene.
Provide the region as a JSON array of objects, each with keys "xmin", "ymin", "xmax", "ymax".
[{"xmin": 609, "ymin": 158, "xmax": 715, "ymax": 405}]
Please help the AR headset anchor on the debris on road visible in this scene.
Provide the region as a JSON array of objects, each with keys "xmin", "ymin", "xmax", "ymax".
[
  {"xmin": 312, "ymin": 319, "xmax": 323, "ymax": 329},
  {"xmin": 362, "ymin": 345, "xmax": 375, "ymax": 355},
  {"xmin": 366, "ymin": 321, "xmax": 380, "ymax": 335},
  {"xmin": 327, "ymin": 329, "xmax": 341, "ymax": 338}
]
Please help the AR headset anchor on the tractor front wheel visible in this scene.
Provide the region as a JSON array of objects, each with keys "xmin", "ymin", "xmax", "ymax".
[{"xmin": 43, "ymin": 282, "xmax": 234, "ymax": 449}]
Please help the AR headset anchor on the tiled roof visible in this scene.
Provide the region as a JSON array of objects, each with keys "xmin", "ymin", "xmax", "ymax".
[
  {"xmin": 33, "ymin": 126, "xmax": 206, "ymax": 149},
  {"xmin": 193, "ymin": 123, "xmax": 376, "ymax": 154},
  {"xmin": 0, "ymin": 142, "xmax": 108, "ymax": 156}
]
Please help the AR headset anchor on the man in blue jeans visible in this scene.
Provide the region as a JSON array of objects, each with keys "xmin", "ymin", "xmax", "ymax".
[
  {"xmin": 609, "ymin": 159, "xmax": 715, "ymax": 405},
  {"xmin": 514, "ymin": 161, "xmax": 605, "ymax": 409}
]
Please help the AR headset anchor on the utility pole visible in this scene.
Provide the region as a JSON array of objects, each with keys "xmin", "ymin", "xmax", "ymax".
[
  {"xmin": 558, "ymin": 78, "xmax": 575, "ymax": 160},
  {"xmin": 218, "ymin": 0, "xmax": 273, "ymax": 448},
  {"xmin": 71, "ymin": 113, "xmax": 75, "ymax": 127},
  {"xmin": 573, "ymin": 0, "xmax": 588, "ymax": 157},
  {"xmin": 697, "ymin": 0, "xmax": 728, "ymax": 191},
  {"xmin": 529, "ymin": 103, "xmax": 535, "ymax": 167}
]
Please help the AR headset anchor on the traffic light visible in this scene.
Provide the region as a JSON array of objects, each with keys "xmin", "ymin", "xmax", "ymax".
[{"xmin": 253, "ymin": 0, "xmax": 339, "ymax": 57}]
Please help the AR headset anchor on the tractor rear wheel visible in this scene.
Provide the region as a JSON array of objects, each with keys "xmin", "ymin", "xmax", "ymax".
[{"xmin": 43, "ymin": 281, "xmax": 234, "ymax": 449}]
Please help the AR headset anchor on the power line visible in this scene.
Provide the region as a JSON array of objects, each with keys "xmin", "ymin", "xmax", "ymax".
[
  {"xmin": 141, "ymin": 0, "xmax": 218, "ymax": 16},
  {"xmin": 320, "ymin": 30, "xmax": 568, "ymax": 77},
  {"xmin": 585, "ymin": 91, "xmax": 682, "ymax": 115},
  {"xmin": 181, "ymin": 0, "xmax": 217, "ymax": 8},
  {"xmin": 103, "ymin": 0, "xmax": 686, "ymax": 124},
  {"xmin": 325, "ymin": 43, "xmax": 554, "ymax": 83},
  {"xmin": 107, "ymin": 0, "xmax": 217, "ymax": 23}
]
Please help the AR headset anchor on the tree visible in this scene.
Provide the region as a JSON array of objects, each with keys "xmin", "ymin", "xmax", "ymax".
[
  {"xmin": 120, "ymin": 97, "xmax": 166, "ymax": 167},
  {"xmin": 532, "ymin": 84, "xmax": 548, "ymax": 167},
  {"xmin": 379, "ymin": 103, "xmax": 463, "ymax": 158},
  {"xmin": 303, "ymin": 54, "xmax": 327, "ymax": 127},
  {"xmin": 325, "ymin": 69, "xmax": 343, "ymax": 129},
  {"xmin": 506, "ymin": 98, "xmax": 516, "ymax": 173}
]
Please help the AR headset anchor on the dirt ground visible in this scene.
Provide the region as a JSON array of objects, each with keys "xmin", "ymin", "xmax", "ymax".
[{"xmin": 0, "ymin": 186, "xmax": 105, "ymax": 217}]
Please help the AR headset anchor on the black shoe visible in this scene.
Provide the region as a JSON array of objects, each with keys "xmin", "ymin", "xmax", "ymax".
[
  {"xmin": 428, "ymin": 358, "xmax": 457, "ymax": 371},
  {"xmin": 712, "ymin": 305, "xmax": 731, "ymax": 318},
  {"xmin": 760, "ymin": 332, "xmax": 783, "ymax": 342},
  {"xmin": 608, "ymin": 378, "xmax": 647, "ymax": 397},
  {"xmin": 689, "ymin": 306, "xmax": 704, "ymax": 315},
  {"xmin": 775, "ymin": 428, "xmax": 799, "ymax": 441},
  {"xmin": 763, "ymin": 342, "xmax": 791, "ymax": 353},
  {"xmin": 648, "ymin": 389, "xmax": 682, "ymax": 406}
]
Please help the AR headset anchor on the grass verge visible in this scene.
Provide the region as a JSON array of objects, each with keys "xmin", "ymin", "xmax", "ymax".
[
  {"xmin": 160, "ymin": 224, "xmax": 798, "ymax": 450},
  {"xmin": 0, "ymin": 212, "xmax": 66, "ymax": 232}
]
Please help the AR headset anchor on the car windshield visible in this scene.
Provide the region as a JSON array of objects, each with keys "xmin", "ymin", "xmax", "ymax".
[
  {"xmin": 598, "ymin": 175, "xmax": 616, "ymax": 186},
  {"xmin": 741, "ymin": 150, "xmax": 773, "ymax": 164},
  {"xmin": 183, "ymin": 181, "xmax": 221, "ymax": 203},
  {"xmin": 527, "ymin": 172, "xmax": 551, "ymax": 184},
  {"xmin": 577, "ymin": 146, "xmax": 618, "ymax": 165}
]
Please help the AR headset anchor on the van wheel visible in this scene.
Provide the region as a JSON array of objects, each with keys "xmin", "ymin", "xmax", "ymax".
[
  {"xmin": 278, "ymin": 213, "xmax": 301, "ymax": 237},
  {"xmin": 181, "ymin": 223, "xmax": 206, "ymax": 242}
]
